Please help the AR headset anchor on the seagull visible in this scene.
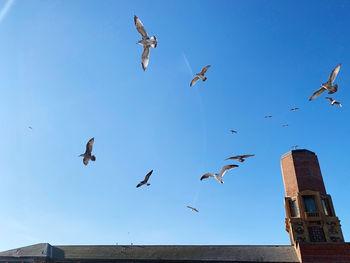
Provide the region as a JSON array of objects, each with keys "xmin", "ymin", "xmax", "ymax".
[
  {"xmin": 28, "ymin": 126, "xmax": 32, "ymax": 129},
  {"xmin": 325, "ymin": 97, "xmax": 342, "ymax": 107},
  {"xmin": 282, "ymin": 124, "xmax": 289, "ymax": 127},
  {"xmin": 200, "ymin": 164, "xmax": 238, "ymax": 184},
  {"xmin": 230, "ymin": 130, "xmax": 237, "ymax": 134},
  {"xmin": 309, "ymin": 64, "xmax": 341, "ymax": 101},
  {"xmin": 291, "ymin": 145, "xmax": 299, "ymax": 150},
  {"xmin": 190, "ymin": 65, "xmax": 211, "ymax": 87},
  {"xmin": 134, "ymin": 15, "xmax": 157, "ymax": 71},
  {"xmin": 187, "ymin": 206, "xmax": 199, "ymax": 213},
  {"xmin": 79, "ymin": 137, "xmax": 96, "ymax": 165},
  {"xmin": 264, "ymin": 115, "xmax": 272, "ymax": 118},
  {"xmin": 225, "ymin": 154, "xmax": 255, "ymax": 162},
  {"xmin": 136, "ymin": 170, "xmax": 153, "ymax": 188},
  {"xmin": 290, "ymin": 107, "xmax": 299, "ymax": 111}
]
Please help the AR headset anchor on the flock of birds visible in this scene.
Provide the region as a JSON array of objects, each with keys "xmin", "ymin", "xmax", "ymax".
[{"xmin": 28, "ymin": 15, "xmax": 344, "ymax": 214}]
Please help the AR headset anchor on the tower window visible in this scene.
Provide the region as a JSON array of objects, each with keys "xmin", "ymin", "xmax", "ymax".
[
  {"xmin": 322, "ymin": 198, "xmax": 333, "ymax": 216},
  {"xmin": 303, "ymin": 196, "xmax": 317, "ymax": 212},
  {"xmin": 289, "ymin": 199, "xmax": 298, "ymax": 217}
]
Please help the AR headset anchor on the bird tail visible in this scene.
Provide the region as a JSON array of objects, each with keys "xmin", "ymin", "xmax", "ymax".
[
  {"xmin": 150, "ymin": 36, "xmax": 157, "ymax": 48},
  {"xmin": 328, "ymin": 84, "xmax": 338, "ymax": 94},
  {"xmin": 202, "ymin": 77, "xmax": 207, "ymax": 81},
  {"xmin": 91, "ymin": 155, "xmax": 96, "ymax": 161}
]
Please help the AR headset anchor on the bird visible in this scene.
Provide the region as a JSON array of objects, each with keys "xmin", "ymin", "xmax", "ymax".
[
  {"xmin": 200, "ymin": 164, "xmax": 238, "ymax": 184},
  {"xmin": 325, "ymin": 97, "xmax": 342, "ymax": 107},
  {"xmin": 28, "ymin": 126, "xmax": 32, "ymax": 129},
  {"xmin": 291, "ymin": 145, "xmax": 299, "ymax": 150},
  {"xmin": 282, "ymin": 124, "xmax": 289, "ymax": 127},
  {"xmin": 290, "ymin": 107, "xmax": 299, "ymax": 111},
  {"xmin": 225, "ymin": 154, "xmax": 255, "ymax": 162},
  {"xmin": 230, "ymin": 130, "xmax": 237, "ymax": 134},
  {"xmin": 309, "ymin": 64, "xmax": 341, "ymax": 101},
  {"xmin": 190, "ymin": 65, "xmax": 211, "ymax": 87},
  {"xmin": 264, "ymin": 115, "xmax": 272, "ymax": 118},
  {"xmin": 134, "ymin": 15, "xmax": 157, "ymax": 71},
  {"xmin": 136, "ymin": 170, "xmax": 153, "ymax": 188},
  {"xmin": 187, "ymin": 206, "xmax": 199, "ymax": 213},
  {"xmin": 79, "ymin": 137, "xmax": 96, "ymax": 165}
]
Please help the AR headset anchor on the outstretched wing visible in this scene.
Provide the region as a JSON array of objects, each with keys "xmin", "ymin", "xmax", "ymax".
[
  {"xmin": 328, "ymin": 64, "xmax": 341, "ymax": 84},
  {"xmin": 309, "ymin": 87, "xmax": 326, "ymax": 101},
  {"xmin": 200, "ymin": 173, "xmax": 214, "ymax": 180},
  {"xmin": 141, "ymin": 46, "xmax": 150, "ymax": 71},
  {"xmin": 134, "ymin": 15, "xmax": 148, "ymax": 39},
  {"xmin": 200, "ymin": 65, "xmax": 211, "ymax": 75},
  {"xmin": 225, "ymin": 156, "xmax": 239, "ymax": 160},
  {"xmin": 219, "ymin": 164, "xmax": 238, "ymax": 177},
  {"xmin": 85, "ymin": 137, "xmax": 94, "ymax": 154},
  {"xmin": 144, "ymin": 170, "xmax": 153, "ymax": 182},
  {"xmin": 190, "ymin": 76, "xmax": 200, "ymax": 87},
  {"xmin": 334, "ymin": 101, "xmax": 342, "ymax": 107},
  {"xmin": 325, "ymin": 97, "xmax": 333, "ymax": 102},
  {"xmin": 240, "ymin": 154, "xmax": 255, "ymax": 158}
]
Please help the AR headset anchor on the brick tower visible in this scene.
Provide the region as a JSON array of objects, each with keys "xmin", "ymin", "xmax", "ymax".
[{"xmin": 281, "ymin": 149, "xmax": 344, "ymax": 245}]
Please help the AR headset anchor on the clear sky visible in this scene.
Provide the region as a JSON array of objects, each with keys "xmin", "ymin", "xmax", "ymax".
[{"xmin": 0, "ymin": 0, "xmax": 350, "ymax": 251}]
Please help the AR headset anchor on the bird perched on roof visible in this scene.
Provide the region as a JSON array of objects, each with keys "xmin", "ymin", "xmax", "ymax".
[
  {"xmin": 291, "ymin": 145, "xmax": 299, "ymax": 150},
  {"xmin": 79, "ymin": 137, "xmax": 96, "ymax": 165},
  {"xmin": 136, "ymin": 170, "xmax": 153, "ymax": 188},
  {"xmin": 187, "ymin": 206, "xmax": 199, "ymax": 213},
  {"xmin": 230, "ymin": 130, "xmax": 237, "ymax": 134},
  {"xmin": 325, "ymin": 97, "xmax": 342, "ymax": 107},
  {"xmin": 190, "ymin": 65, "xmax": 211, "ymax": 87},
  {"xmin": 264, "ymin": 115, "xmax": 272, "ymax": 118},
  {"xmin": 290, "ymin": 107, "xmax": 299, "ymax": 111},
  {"xmin": 309, "ymin": 64, "xmax": 341, "ymax": 101},
  {"xmin": 200, "ymin": 164, "xmax": 238, "ymax": 184},
  {"xmin": 134, "ymin": 15, "xmax": 157, "ymax": 71},
  {"xmin": 282, "ymin": 124, "xmax": 289, "ymax": 127},
  {"xmin": 225, "ymin": 154, "xmax": 255, "ymax": 162}
]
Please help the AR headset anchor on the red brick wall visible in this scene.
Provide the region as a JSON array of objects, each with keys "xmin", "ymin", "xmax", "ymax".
[
  {"xmin": 296, "ymin": 243, "xmax": 350, "ymax": 263},
  {"xmin": 281, "ymin": 150, "xmax": 326, "ymax": 197}
]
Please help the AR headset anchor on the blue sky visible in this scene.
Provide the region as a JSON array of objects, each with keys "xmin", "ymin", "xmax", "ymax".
[{"xmin": 0, "ymin": 0, "xmax": 350, "ymax": 250}]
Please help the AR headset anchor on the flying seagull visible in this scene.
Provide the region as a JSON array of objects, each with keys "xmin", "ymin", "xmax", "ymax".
[
  {"xmin": 230, "ymin": 130, "xmax": 237, "ymax": 134},
  {"xmin": 291, "ymin": 145, "xmax": 299, "ymax": 150},
  {"xmin": 325, "ymin": 97, "xmax": 342, "ymax": 107},
  {"xmin": 290, "ymin": 107, "xmax": 299, "ymax": 111},
  {"xmin": 28, "ymin": 126, "xmax": 32, "ymax": 129},
  {"xmin": 137, "ymin": 170, "xmax": 153, "ymax": 188},
  {"xmin": 79, "ymin": 137, "xmax": 96, "ymax": 165},
  {"xmin": 282, "ymin": 124, "xmax": 289, "ymax": 127},
  {"xmin": 225, "ymin": 154, "xmax": 254, "ymax": 162},
  {"xmin": 200, "ymin": 164, "xmax": 238, "ymax": 184},
  {"xmin": 134, "ymin": 15, "xmax": 157, "ymax": 71},
  {"xmin": 309, "ymin": 64, "xmax": 341, "ymax": 101},
  {"xmin": 187, "ymin": 206, "xmax": 199, "ymax": 213},
  {"xmin": 264, "ymin": 115, "xmax": 272, "ymax": 118},
  {"xmin": 190, "ymin": 65, "xmax": 211, "ymax": 87}
]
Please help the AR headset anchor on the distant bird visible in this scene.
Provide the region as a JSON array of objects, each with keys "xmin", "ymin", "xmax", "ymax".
[
  {"xmin": 190, "ymin": 65, "xmax": 211, "ymax": 87},
  {"xmin": 187, "ymin": 206, "xmax": 199, "ymax": 213},
  {"xmin": 79, "ymin": 137, "xmax": 96, "ymax": 165},
  {"xmin": 325, "ymin": 97, "xmax": 342, "ymax": 107},
  {"xmin": 28, "ymin": 126, "xmax": 32, "ymax": 129},
  {"xmin": 264, "ymin": 115, "xmax": 272, "ymax": 118},
  {"xmin": 290, "ymin": 107, "xmax": 299, "ymax": 111},
  {"xmin": 282, "ymin": 124, "xmax": 289, "ymax": 127},
  {"xmin": 134, "ymin": 15, "xmax": 157, "ymax": 71},
  {"xmin": 309, "ymin": 64, "xmax": 341, "ymax": 101},
  {"xmin": 230, "ymin": 130, "xmax": 237, "ymax": 134},
  {"xmin": 291, "ymin": 145, "xmax": 299, "ymax": 150},
  {"xmin": 136, "ymin": 170, "xmax": 153, "ymax": 188},
  {"xmin": 200, "ymin": 164, "xmax": 238, "ymax": 184},
  {"xmin": 225, "ymin": 154, "xmax": 255, "ymax": 162}
]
